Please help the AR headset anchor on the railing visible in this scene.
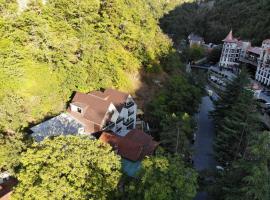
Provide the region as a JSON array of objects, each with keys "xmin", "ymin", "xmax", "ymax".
[
  {"xmin": 125, "ymin": 102, "xmax": 135, "ymax": 109},
  {"xmin": 123, "ymin": 118, "xmax": 134, "ymax": 126},
  {"xmin": 239, "ymin": 56, "xmax": 258, "ymax": 66},
  {"xmin": 128, "ymin": 110, "xmax": 134, "ymax": 116},
  {"xmin": 105, "ymin": 121, "xmax": 115, "ymax": 130},
  {"xmin": 116, "ymin": 126, "xmax": 122, "ymax": 132},
  {"xmin": 116, "ymin": 117, "xmax": 124, "ymax": 124},
  {"xmin": 127, "ymin": 123, "xmax": 134, "ymax": 130}
]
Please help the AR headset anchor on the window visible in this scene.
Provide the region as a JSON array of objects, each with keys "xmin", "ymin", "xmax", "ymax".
[{"xmin": 77, "ymin": 107, "xmax": 82, "ymax": 113}]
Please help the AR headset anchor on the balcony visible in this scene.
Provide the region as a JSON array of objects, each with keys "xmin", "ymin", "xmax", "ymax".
[
  {"xmin": 128, "ymin": 110, "xmax": 134, "ymax": 116},
  {"xmin": 265, "ymin": 59, "xmax": 270, "ymax": 65},
  {"xmin": 239, "ymin": 56, "xmax": 258, "ymax": 66},
  {"xmin": 123, "ymin": 118, "xmax": 134, "ymax": 126},
  {"xmin": 125, "ymin": 101, "xmax": 135, "ymax": 109},
  {"xmin": 116, "ymin": 117, "xmax": 124, "ymax": 124},
  {"xmin": 116, "ymin": 126, "xmax": 122, "ymax": 132},
  {"xmin": 127, "ymin": 123, "xmax": 134, "ymax": 130},
  {"xmin": 105, "ymin": 121, "xmax": 115, "ymax": 130}
]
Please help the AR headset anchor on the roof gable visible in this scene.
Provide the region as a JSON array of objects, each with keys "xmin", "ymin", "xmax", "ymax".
[{"xmin": 68, "ymin": 89, "xmax": 130, "ymax": 132}]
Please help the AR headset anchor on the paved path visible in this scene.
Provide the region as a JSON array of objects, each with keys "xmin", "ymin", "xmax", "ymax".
[{"xmin": 193, "ymin": 96, "xmax": 217, "ymax": 200}]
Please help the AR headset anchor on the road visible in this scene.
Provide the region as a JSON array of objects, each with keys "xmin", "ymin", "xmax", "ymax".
[{"xmin": 193, "ymin": 95, "xmax": 217, "ymax": 200}]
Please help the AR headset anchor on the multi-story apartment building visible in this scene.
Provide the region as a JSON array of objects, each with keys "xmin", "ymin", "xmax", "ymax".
[
  {"xmin": 219, "ymin": 30, "xmax": 250, "ymax": 68},
  {"xmin": 255, "ymin": 40, "xmax": 270, "ymax": 86},
  {"xmin": 219, "ymin": 31, "xmax": 270, "ymax": 86}
]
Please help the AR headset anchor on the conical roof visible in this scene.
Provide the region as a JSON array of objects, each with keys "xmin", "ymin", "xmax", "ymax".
[{"xmin": 222, "ymin": 30, "xmax": 236, "ymax": 42}]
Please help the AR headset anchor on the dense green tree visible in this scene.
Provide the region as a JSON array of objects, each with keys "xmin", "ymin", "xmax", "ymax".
[
  {"xmin": 209, "ymin": 70, "xmax": 269, "ymax": 199},
  {"xmin": 12, "ymin": 135, "xmax": 122, "ymax": 200},
  {"xmin": 0, "ymin": 131, "xmax": 27, "ymax": 174},
  {"xmin": 148, "ymin": 75, "xmax": 203, "ymax": 153},
  {"xmin": 211, "ymin": 132, "xmax": 270, "ymax": 200},
  {"xmin": 213, "ymin": 70, "xmax": 261, "ymax": 165},
  {"xmin": 207, "ymin": 46, "xmax": 222, "ymax": 64},
  {"xmin": 124, "ymin": 152, "xmax": 198, "ymax": 200},
  {"xmin": 160, "ymin": 0, "xmax": 270, "ymax": 45},
  {"xmin": 183, "ymin": 45, "xmax": 206, "ymax": 62},
  {"xmin": 211, "ymin": 70, "xmax": 250, "ymax": 130},
  {"xmin": 0, "ymin": 0, "xmax": 185, "ymax": 132}
]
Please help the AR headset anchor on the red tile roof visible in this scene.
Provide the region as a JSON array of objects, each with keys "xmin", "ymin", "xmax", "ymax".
[
  {"xmin": 104, "ymin": 89, "xmax": 130, "ymax": 112},
  {"xmin": 68, "ymin": 89, "xmax": 129, "ymax": 133},
  {"xmin": 0, "ymin": 178, "xmax": 17, "ymax": 200},
  {"xmin": 125, "ymin": 129, "xmax": 159, "ymax": 160},
  {"xmin": 99, "ymin": 130, "xmax": 159, "ymax": 161}
]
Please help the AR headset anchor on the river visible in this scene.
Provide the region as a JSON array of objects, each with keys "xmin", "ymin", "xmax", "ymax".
[{"xmin": 193, "ymin": 95, "xmax": 217, "ymax": 200}]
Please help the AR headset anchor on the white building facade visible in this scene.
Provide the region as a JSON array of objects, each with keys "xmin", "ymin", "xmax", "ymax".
[
  {"xmin": 255, "ymin": 40, "xmax": 270, "ymax": 86},
  {"xmin": 219, "ymin": 31, "xmax": 250, "ymax": 68},
  {"xmin": 219, "ymin": 31, "xmax": 270, "ymax": 86}
]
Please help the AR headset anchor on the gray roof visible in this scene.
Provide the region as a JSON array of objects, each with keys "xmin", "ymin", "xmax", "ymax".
[
  {"xmin": 31, "ymin": 113, "xmax": 83, "ymax": 142},
  {"xmin": 188, "ymin": 33, "xmax": 204, "ymax": 42}
]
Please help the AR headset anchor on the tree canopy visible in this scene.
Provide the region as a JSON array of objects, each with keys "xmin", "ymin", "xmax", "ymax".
[
  {"xmin": 0, "ymin": 0, "xmax": 185, "ymax": 132},
  {"xmin": 0, "ymin": 131, "xmax": 27, "ymax": 174},
  {"xmin": 210, "ymin": 71, "xmax": 270, "ymax": 200},
  {"xmin": 12, "ymin": 135, "xmax": 122, "ymax": 200},
  {"xmin": 124, "ymin": 152, "xmax": 198, "ymax": 200},
  {"xmin": 148, "ymin": 75, "xmax": 203, "ymax": 154},
  {"xmin": 160, "ymin": 0, "xmax": 270, "ymax": 45}
]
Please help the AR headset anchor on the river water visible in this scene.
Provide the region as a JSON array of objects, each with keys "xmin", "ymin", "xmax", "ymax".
[{"xmin": 193, "ymin": 96, "xmax": 217, "ymax": 200}]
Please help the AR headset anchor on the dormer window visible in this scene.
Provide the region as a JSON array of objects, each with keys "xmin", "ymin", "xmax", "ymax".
[{"xmin": 70, "ymin": 103, "xmax": 85, "ymax": 114}]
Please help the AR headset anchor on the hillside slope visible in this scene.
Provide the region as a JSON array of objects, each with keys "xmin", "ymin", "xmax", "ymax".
[
  {"xmin": 0, "ymin": 0, "xmax": 186, "ymax": 132},
  {"xmin": 161, "ymin": 0, "xmax": 270, "ymax": 45}
]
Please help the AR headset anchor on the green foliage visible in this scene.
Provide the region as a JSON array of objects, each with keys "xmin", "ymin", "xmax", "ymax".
[
  {"xmin": 207, "ymin": 46, "xmax": 222, "ymax": 64},
  {"xmin": 213, "ymin": 70, "xmax": 260, "ymax": 164},
  {"xmin": 0, "ymin": 0, "xmax": 184, "ymax": 132},
  {"xmin": 183, "ymin": 45, "xmax": 206, "ymax": 62},
  {"xmin": 148, "ymin": 75, "xmax": 203, "ymax": 153},
  {"xmin": 124, "ymin": 153, "xmax": 198, "ymax": 200},
  {"xmin": 210, "ymin": 70, "xmax": 270, "ymax": 200},
  {"xmin": 0, "ymin": 132, "xmax": 27, "ymax": 174},
  {"xmin": 211, "ymin": 132, "xmax": 270, "ymax": 200},
  {"xmin": 12, "ymin": 135, "xmax": 122, "ymax": 200},
  {"xmin": 160, "ymin": 0, "xmax": 270, "ymax": 45}
]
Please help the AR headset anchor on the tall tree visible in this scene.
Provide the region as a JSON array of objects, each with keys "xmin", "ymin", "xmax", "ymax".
[
  {"xmin": 211, "ymin": 132, "xmax": 270, "ymax": 200},
  {"xmin": 124, "ymin": 152, "xmax": 198, "ymax": 200},
  {"xmin": 211, "ymin": 70, "xmax": 250, "ymax": 130},
  {"xmin": 12, "ymin": 135, "xmax": 122, "ymax": 200},
  {"xmin": 214, "ymin": 86, "xmax": 260, "ymax": 164}
]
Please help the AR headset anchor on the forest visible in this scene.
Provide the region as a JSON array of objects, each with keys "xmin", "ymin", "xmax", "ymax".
[
  {"xmin": 0, "ymin": 1, "xmax": 202, "ymax": 199},
  {"xmin": 161, "ymin": 0, "xmax": 270, "ymax": 46},
  {"xmin": 1, "ymin": 0, "xmax": 269, "ymax": 199},
  {"xmin": 0, "ymin": 0, "xmax": 188, "ymax": 132}
]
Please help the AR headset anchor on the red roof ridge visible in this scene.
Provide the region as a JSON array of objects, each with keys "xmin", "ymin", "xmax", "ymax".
[{"xmin": 99, "ymin": 130, "xmax": 159, "ymax": 161}]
